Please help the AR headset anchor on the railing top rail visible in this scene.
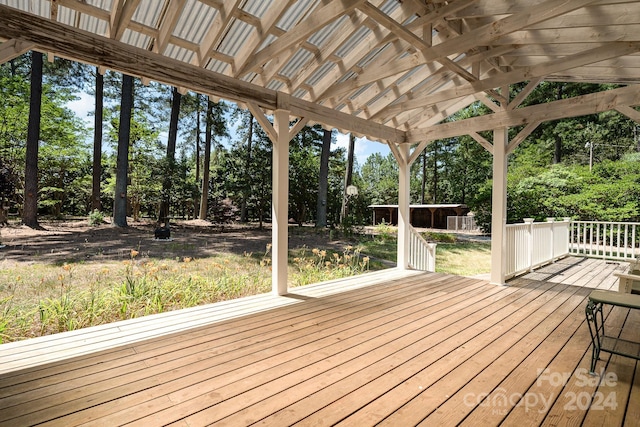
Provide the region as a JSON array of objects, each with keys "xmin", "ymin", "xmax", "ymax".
[
  {"xmin": 571, "ymin": 220, "xmax": 640, "ymax": 226},
  {"xmin": 409, "ymin": 225, "xmax": 432, "ymax": 247}
]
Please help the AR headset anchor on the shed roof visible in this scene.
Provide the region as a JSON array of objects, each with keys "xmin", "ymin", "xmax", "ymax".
[{"xmin": 1, "ymin": 0, "xmax": 640, "ymax": 147}]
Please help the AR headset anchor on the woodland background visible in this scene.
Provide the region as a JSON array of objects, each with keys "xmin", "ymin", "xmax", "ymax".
[{"xmin": 2, "ymin": 53, "xmax": 640, "ymax": 233}]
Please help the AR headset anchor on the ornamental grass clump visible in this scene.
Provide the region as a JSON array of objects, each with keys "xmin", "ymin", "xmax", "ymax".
[
  {"xmin": 289, "ymin": 245, "xmax": 370, "ymax": 287},
  {"xmin": 0, "ymin": 242, "xmax": 374, "ymax": 342}
]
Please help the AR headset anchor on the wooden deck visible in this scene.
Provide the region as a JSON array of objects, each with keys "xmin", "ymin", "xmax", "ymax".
[{"xmin": 0, "ymin": 257, "xmax": 639, "ymax": 426}]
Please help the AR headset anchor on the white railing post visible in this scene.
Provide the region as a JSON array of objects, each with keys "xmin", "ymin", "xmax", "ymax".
[
  {"xmin": 547, "ymin": 217, "xmax": 555, "ymax": 262},
  {"xmin": 427, "ymin": 243, "xmax": 437, "ymax": 271},
  {"xmin": 524, "ymin": 218, "xmax": 534, "ymax": 272}
]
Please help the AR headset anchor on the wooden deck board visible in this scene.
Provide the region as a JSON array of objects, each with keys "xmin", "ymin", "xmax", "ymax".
[{"xmin": 0, "ymin": 257, "xmax": 639, "ymax": 426}]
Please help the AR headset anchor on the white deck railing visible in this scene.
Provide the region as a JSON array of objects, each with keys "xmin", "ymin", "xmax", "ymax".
[
  {"xmin": 505, "ymin": 218, "xmax": 570, "ymax": 278},
  {"xmin": 569, "ymin": 221, "xmax": 640, "ymax": 261},
  {"xmin": 408, "ymin": 225, "xmax": 436, "ymax": 271}
]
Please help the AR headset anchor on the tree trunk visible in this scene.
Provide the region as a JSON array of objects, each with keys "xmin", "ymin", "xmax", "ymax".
[
  {"xmin": 22, "ymin": 51, "xmax": 43, "ymax": 229},
  {"xmin": 113, "ymin": 74, "xmax": 134, "ymax": 227},
  {"xmin": 421, "ymin": 150, "xmax": 427, "ymax": 204},
  {"xmin": 158, "ymin": 86, "xmax": 181, "ymax": 224},
  {"xmin": 91, "ymin": 68, "xmax": 103, "ymax": 212},
  {"xmin": 195, "ymin": 94, "xmax": 201, "ymax": 182},
  {"xmin": 432, "ymin": 141, "xmax": 438, "ymax": 203},
  {"xmin": 316, "ymin": 128, "xmax": 331, "ymax": 227},
  {"xmin": 199, "ymin": 100, "xmax": 213, "ymax": 220},
  {"xmin": 240, "ymin": 112, "xmax": 254, "ymax": 222},
  {"xmin": 340, "ymin": 133, "xmax": 355, "ymax": 223},
  {"xmin": 554, "ymin": 84, "xmax": 564, "ymax": 164}
]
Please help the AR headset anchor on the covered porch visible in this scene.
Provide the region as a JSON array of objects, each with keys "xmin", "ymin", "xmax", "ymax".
[{"xmin": 1, "ymin": 257, "xmax": 638, "ymax": 426}]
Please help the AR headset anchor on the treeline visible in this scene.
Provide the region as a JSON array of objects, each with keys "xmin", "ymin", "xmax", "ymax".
[{"xmin": 1, "ymin": 54, "xmax": 640, "ymax": 231}]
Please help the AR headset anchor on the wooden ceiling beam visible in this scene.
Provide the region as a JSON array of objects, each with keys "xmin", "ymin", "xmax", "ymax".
[
  {"xmin": 0, "ymin": 39, "xmax": 34, "ymax": 64},
  {"xmin": 407, "ymin": 84, "xmax": 640, "ymax": 143},
  {"xmin": 288, "ymin": 11, "xmax": 367, "ymax": 93},
  {"xmin": 357, "ymin": 1, "xmax": 506, "ymax": 103},
  {"xmin": 195, "ymin": 0, "xmax": 241, "ymax": 67},
  {"xmin": 382, "ymin": 42, "xmax": 640, "ymax": 116},
  {"xmin": 423, "ymin": 0, "xmax": 598, "ymax": 61},
  {"xmin": 305, "ymin": 1, "xmax": 417, "ymax": 103},
  {"xmin": 110, "ymin": 0, "xmax": 141, "ymax": 40},
  {"xmin": 153, "ymin": 0, "xmax": 187, "ymax": 55},
  {"xmin": 237, "ymin": 0, "xmax": 362, "ymax": 77},
  {"xmin": 0, "ymin": 6, "xmax": 404, "ymax": 144},
  {"xmin": 368, "ymin": 47, "xmax": 515, "ymax": 123},
  {"xmin": 232, "ymin": 1, "xmax": 294, "ymax": 76},
  {"xmin": 615, "ymin": 106, "xmax": 640, "ymax": 124}
]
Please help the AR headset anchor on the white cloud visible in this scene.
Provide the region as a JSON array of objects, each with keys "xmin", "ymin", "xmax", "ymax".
[
  {"xmin": 334, "ymin": 131, "xmax": 390, "ymax": 165},
  {"xmin": 66, "ymin": 92, "xmax": 95, "ymax": 125}
]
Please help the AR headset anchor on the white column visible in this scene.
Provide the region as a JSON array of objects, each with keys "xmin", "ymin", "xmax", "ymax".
[
  {"xmin": 524, "ymin": 218, "xmax": 534, "ymax": 272},
  {"xmin": 272, "ymin": 109, "xmax": 289, "ymax": 295},
  {"xmin": 490, "ymin": 127, "xmax": 508, "ymax": 285},
  {"xmin": 397, "ymin": 144, "xmax": 410, "ymax": 270}
]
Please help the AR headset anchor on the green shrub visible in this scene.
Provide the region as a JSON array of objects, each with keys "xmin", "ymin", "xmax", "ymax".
[
  {"xmin": 88, "ymin": 209, "xmax": 105, "ymax": 226},
  {"xmin": 374, "ymin": 219, "xmax": 396, "ymax": 241}
]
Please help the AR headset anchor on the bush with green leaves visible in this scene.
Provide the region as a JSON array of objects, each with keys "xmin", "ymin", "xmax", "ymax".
[{"xmin": 88, "ymin": 209, "xmax": 105, "ymax": 226}]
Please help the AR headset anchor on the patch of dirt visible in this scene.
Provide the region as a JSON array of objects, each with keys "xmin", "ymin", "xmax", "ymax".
[{"xmin": 0, "ymin": 219, "xmax": 351, "ymax": 266}]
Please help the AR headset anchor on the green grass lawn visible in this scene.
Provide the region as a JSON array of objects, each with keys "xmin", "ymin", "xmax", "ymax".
[
  {"xmin": 0, "ymin": 228, "xmax": 490, "ymax": 343},
  {"xmin": 357, "ymin": 234, "xmax": 491, "ymax": 276}
]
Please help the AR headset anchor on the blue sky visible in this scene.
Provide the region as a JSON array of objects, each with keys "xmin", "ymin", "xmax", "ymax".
[{"xmin": 67, "ymin": 92, "xmax": 390, "ymax": 165}]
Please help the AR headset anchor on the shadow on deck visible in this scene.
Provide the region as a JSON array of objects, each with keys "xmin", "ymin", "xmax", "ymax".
[{"xmin": 0, "ymin": 257, "xmax": 638, "ymax": 426}]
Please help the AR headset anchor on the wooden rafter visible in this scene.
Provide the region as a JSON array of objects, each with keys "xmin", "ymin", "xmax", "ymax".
[
  {"xmin": 231, "ymin": 1, "xmax": 294, "ymax": 76},
  {"xmin": 195, "ymin": 0, "xmax": 241, "ymax": 67},
  {"xmin": 110, "ymin": 0, "xmax": 141, "ymax": 41},
  {"xmin": 0, "ymin": 39, "xmax": 34, "ymax": 64},
  {"xmin": 381, "ymin": 42, "xmax": 640, "ymax": 117},
  {"xmin": 239, "ymin": 1, "xmax": 366, "ymax": 78},
  {"xmin": 615, "ymin": 105, "xmax": 640, "ymax": 124},
  {"xmin": 407, "ymin": 84, "xmax": 640, "ymax": 143},
  {"xmin": 0, "ymin": 6, "xmax": 404, "ymax": 144},
  {"xmin": 153, "ymin": 0, "xmax": 187, "ymax": 55}
]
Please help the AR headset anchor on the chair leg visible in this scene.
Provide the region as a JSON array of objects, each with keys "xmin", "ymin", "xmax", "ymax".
[{"xmin": 585, "ymin": 300, "xmax": 603, "ymax": 374}]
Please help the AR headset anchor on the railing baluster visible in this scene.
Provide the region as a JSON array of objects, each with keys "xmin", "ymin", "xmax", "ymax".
[{"xmin": 407, "ymin": 225, "xmax": 435, "ymax": 271}]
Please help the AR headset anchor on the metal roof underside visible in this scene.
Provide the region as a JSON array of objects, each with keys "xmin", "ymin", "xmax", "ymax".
[{"xmin": 1, "ymin": 0, "xmax": 640, "ymax": 145}]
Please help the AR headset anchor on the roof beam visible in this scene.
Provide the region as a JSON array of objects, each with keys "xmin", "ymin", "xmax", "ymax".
[
  {"xmin": 153, "ymin": 0, "xmax": 187, "ymax": 55},
  {"xmin": 0, "ymin": 5, "xmax": 404, "ymax": 144},
  {"xmin": 195, "ymin": 0, "xmax": 241, "ymax": 66},
  {"xmin": 425, "ymin": 0, "xmax": 599, "ymax": 61},
  {"xmin": 237, "ymin": 0, "xmax": 365, "ymax": 77},
  {"xmin": 382, "ymin": 42, "xmax": 640, "ymax": 116},
  {"xmin": 615, "ymin": 105, "xmax": 640, "ymax": 124},
  {"xmin": 288, "ymin": 11, "xmax": 367, "ymax": 93},
  {"xmin": 407, "ymin": 84, "xmax": 640, "ymax": 143},
  {"xmin": 356, "ymin": 1, "xmax": 506, "ymax": 103},
  {"xmin": 232, "ymin": 1, "xmax": 294, "ymax": 75},
  {"xmin": 110, "ymin": 0, "xmax": 141, "ymax": 40},
  {"xmin": 0, "ymin": 39, "xmax": 34, "ymax": 64}
]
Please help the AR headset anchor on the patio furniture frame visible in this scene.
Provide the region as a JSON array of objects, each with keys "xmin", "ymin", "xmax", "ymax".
[{"xmin": 585, "ymin": 290, "xmax": 640, "ymax": 373}]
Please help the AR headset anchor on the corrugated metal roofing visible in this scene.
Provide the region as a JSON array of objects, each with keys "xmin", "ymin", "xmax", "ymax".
[
  {"xmin": 3, "ymin": 0, "xmax": 640, "ymax": 143},
  {"xmin": 217, "ymin": 19, "xmax": 253, "ymax": 57},
  {"xmin": 173, "ymin": 0, "xmax": 217, "ymax": 45},
  {"xmin": 132, "ymin": 1, "xmax": 164, "ymax": 28}
]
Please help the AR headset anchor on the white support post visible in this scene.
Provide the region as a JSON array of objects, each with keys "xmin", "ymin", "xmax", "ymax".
[
  {"xmin": 547, "ymin": 217, "xmax": 556, "ymax": 262},
  {"xmin": 524, "ymin": 218, "xmax": 534, "ymax": 272},
  {"xmin": 397, "ymin": 144, "xmax": 411, "ymax": 270},
  {"xmin": 272, "ymin": 109, "xmax": 290, "ymax": 295},
  {"xmin": 490, "ymin": 128, "xmax": 508, "ymax": 285}
]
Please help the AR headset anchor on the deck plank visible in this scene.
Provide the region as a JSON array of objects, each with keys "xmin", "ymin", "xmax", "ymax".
[
  {"xmin": 0, "ymin": 257, "xmax": 638, "ymax": 427},
  {"xmin": 258, "ymin": 281, "xmax": 556, "ymax": 426}
]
